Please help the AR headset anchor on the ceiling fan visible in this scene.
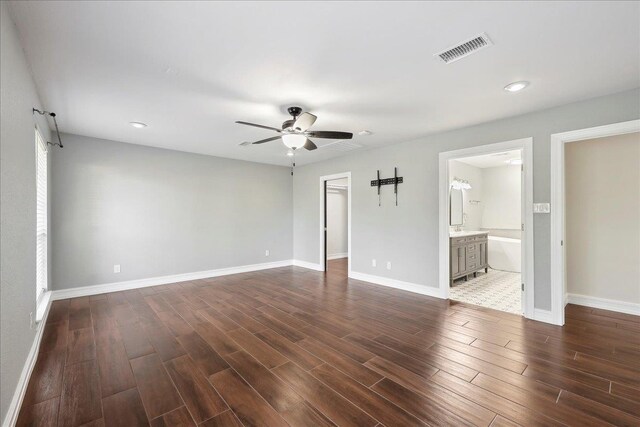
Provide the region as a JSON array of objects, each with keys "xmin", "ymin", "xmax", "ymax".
[{"xmin": 236, "ymin": 106, "xmax": 353, "ymax": 151}]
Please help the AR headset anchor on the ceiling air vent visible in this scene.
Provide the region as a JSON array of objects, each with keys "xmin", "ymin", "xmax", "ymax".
[
  {"xmin": 435, "ymin": 33, "xmax": 493, "ymax": 64},
  {"xmin": 321, "ymin": 141, "xmax": 363, "ymax": 152}
]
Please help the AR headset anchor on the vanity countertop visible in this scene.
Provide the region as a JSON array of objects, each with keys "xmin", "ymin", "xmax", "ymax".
[{"xmin": 449, "ymin": 230, "xmax": 489, "ymax": 238}]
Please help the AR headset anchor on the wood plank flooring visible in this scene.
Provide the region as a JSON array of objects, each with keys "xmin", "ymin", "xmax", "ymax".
[{"xmin": 17, "ymin": 258, "xmax": 640, "ymax": 426}]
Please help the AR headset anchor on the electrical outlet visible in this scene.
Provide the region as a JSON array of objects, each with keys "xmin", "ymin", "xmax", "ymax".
[
  {"xmin": 113, "ymin": 264, "xmax": 121, "ymax": 273},
  {"xmin": 386, "ymin": 261, "xmax": 392, "ymax": 270},
  {"xmin": 265, "ymin": 250, "xmax": 270, "ymax": 257},
  {"xmin": 372, "ymin": 259, "xmax": 376, "ymax": 267}
]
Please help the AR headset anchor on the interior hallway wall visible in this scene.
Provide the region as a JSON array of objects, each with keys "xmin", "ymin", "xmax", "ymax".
[
  {"xmin": 565, "ymin": 132, "xmax": 640, "ymax": 304},
  {"xmin": 292, "ymin": 88, "xmax": 640, "ymax": 311}
]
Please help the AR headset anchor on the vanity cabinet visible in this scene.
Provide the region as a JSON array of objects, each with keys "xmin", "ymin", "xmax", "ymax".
[{"xmin": 450, "ymin": 232, "xmax": 488, "ymax": 285}]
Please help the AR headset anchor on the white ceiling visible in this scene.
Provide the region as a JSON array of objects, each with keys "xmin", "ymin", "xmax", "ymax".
[
  {"xmin": 455, "ymin": 149, "xmax": 521, "ymax": 169},
  {"xmin": 8, "ymin": 1, "xmax": 640, "ymax": 166}
]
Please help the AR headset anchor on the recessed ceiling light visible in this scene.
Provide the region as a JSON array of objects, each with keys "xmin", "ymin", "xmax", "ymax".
[
  {"xmin": 286, "ymin": 150, "xmax": 294, "ymax": 157},
  {"xmin": 129, "ymin": 122, "xmax": 147, "ymax": 129},
  {"xmin": 358, "ymin": 130, "xmax": 372, "ymax": 136},
  {"xmin": 504, "ymin": 81, "xmax": 529, "ymax": 93}
]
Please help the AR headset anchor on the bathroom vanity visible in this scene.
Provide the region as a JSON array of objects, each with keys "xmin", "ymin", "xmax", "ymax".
[{"xmin": 450, "ymin": 231, "xmax": 489, "ymax": 285}]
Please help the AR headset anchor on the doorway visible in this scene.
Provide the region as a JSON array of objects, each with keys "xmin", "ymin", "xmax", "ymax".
[
  {"xmin": 439, "ymin": 138, "xmax": 534, "ymax": 319},
  {"xmin": 551, "ymin": 119, "xmax": 640, "ymax": 324},
  {"xmin": 319, "ymin": 172, "xmax": 351, "ymax": 276}
]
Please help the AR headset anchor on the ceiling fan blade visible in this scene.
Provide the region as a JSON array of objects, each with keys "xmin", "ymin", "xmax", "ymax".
[
  {"xmin": 239, "ymin": 141, "xmax": 252, "ymax": 146},
  {"xmin": 307, "ymin": 130, "xmax": 353, "ymax": 139},
  {"xmin": 303, "ymin": 139, "xmax": 317, "ymax": 151},
  {"xmin": 235, "ymin": 121, "xmax": 281, "ymax": 132},
  {"xmin": 251, "ymin": 135, "xmax": 282, "ymax": 144},
  {"xmin": 292, "ymin": 112, "xmax": 317, "ymax": 132}
]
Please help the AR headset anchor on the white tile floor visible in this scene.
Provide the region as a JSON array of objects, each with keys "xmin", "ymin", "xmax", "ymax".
[{"xmin": 449, "ymin": 269, "xmax": 521, "ymax": 314}]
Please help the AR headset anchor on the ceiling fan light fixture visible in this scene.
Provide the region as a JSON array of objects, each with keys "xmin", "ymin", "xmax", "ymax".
[{"xmin": 281, "ymin": 133, "xmax": 307, "ymax": 149}]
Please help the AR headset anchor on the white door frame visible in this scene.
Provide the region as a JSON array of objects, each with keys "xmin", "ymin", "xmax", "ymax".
[
  {"xmin": 319, "ymin": 172, "xmax": 352, "ymax": 276},
  {"xmin": 550, "ymin": 119, "xmax": 640, "ymax": 325},
  {"xmin": 439, "ymin": 138, "xmax": 534, "ymax": 320}
]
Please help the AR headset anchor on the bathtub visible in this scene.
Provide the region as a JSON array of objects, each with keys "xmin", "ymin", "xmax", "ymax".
[{"xmin": 488, "ymin": 236, "xmax": 521, "ymax": 273}]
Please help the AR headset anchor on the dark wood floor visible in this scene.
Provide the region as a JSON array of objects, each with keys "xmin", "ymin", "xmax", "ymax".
[{"xmin": 18, "ymin": 258, "xmax": 640, "ymax": 426}]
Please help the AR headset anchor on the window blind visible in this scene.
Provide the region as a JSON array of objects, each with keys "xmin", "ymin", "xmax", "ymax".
[{"xmin": 36, "ymin": 128, "xmax": 47, "ymax": 301}]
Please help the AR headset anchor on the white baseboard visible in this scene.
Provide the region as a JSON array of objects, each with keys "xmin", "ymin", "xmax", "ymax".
[
  {"xmin": 292, "ymin": 259, "xmax": 324, "ymax": 271},
  {"xmin": 349, "ymin": 271, "xmax": 445, "ymax": 299},
  {"xmin": 327, "ymin": 253, "xmax": 348, "ymax": 260},
  {"xmin": 51, "ymin": 259, "xmax": 294, "ymax": 300},
  {"xmin": 2, "ymin": 296, "xmax": 53, "ymax": 427},
  {"xmin": 567, "ymin": 293, "xmax": 640, "ymax": 316},
  {"xmin": 532, "ymin": 308, "xmax": 557, "ymax": 325}
]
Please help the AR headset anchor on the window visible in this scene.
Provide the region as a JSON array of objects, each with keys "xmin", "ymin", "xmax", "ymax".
[{"xmin": 35, "ymin": 127, "xmax": 47, "ymax": 302}]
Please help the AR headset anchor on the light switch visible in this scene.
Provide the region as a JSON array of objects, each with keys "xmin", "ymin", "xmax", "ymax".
[
  {"xmin": 114, "ymin": 264, "xmax": 121, "ymax": 273},
  {"xmin": 533, "ymin": 203, "xmax": 550, "ymax": 213}
]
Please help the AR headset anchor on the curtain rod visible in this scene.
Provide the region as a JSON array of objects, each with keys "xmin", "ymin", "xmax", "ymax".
[{"xmin": 33, "ymin": 108, "xmax": 63, "ymax": 148}]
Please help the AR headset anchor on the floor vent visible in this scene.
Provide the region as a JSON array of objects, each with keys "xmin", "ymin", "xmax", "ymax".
[{"xmin": 435, "ymin": 33, "xmax": 492, "ymax": 64}]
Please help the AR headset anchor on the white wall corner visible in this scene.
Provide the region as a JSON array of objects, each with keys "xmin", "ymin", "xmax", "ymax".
[
  {"xmin": 2, "ymin": 297, "xmax": 53, "ymax": 427},
  {"xmin": 567, "ymin": 294, "xmax": 640, "ymax": 316},
  {"xmin": 350, "ymin": 271, "xmax": 445, "ymax": 299},
  {"xmin": 532, "ymin": 308, "xmax": 557, "ymax": 325},
  {"xmin": 292, "ymin": 259, "xmax": 324, "ymax": 271}
]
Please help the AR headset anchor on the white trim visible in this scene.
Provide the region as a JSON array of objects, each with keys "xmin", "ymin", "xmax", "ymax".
[
  {"xmin": 350, "ymin": 271, "xmax": 445, "ymax": 299},
  {"xmin": 51, "ymin": 260, "xmax": 294, "ymax": 300},
  {"xmin": 532, "ymin": 308, "xmax": 554, "ymax": 324},
  {"xmin": 319, "ymin": 172, "xmax": 352, "ymax": 276},
  {"xmin": 567, "ymin": 294, "xmax": 640, "ymax": 316},
  {"xmin": 2, "ymin": 297, "xmax": 53, "ymax": 427},
  {"xmin": 327, "ymin": 252, "xmax": 348, "ymax": 260},
  {"xmin": 35, "ymin": 290, "xmax": 51, "ymax": 322},
  {"xmin": 292, "ymin": 259, "xmax": 324, "ymax": 271},
  {"xmin": 438, "ymin": 138, "xmax": 535, "ymax": 320},
  {"xmin": 550, "ymin": 119, "xmax": 640, "ymax": 326}
]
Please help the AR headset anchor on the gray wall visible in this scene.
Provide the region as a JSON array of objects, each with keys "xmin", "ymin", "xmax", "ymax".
[
  {"xmin": 0, "ymin": 3, "xmax": 52, "ymax": 422},
  {"xmin": 293, "ymin": 88, "xmax": 640, "ymax": 310},
  {"xmin": 51, "ymin": 133, "xmax": 293, "ymax": 290}
]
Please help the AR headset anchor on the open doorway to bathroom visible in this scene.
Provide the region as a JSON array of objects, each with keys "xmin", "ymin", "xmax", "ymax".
[
  {"xmin": 439, "ymin": 138, "xmax": 533, "ymax": 319},
  {"xmin": 447, "ymin": 150, "xmax": 523, "ymax": 314}
]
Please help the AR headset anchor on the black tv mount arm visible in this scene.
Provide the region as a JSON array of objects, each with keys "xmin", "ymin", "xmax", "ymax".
[
  {"xmin": 371, "ymin": 167, "xmax": 403, "ymax": 206},
  {"xmin": 33, "ymin": 108, "xmax": 63, "ymax": 148}
]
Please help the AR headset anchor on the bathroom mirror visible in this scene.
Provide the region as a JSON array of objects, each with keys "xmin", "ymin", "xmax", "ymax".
[{"xmin": 450, "ymin": 188, "xmax": 463, "ymax": 226}]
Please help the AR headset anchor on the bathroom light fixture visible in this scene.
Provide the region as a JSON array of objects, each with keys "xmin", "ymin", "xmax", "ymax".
[
  {"xmin": 451, "ymin": 178, "xmax": 472, "ymax": 190},
  {"xmin": 281, "ymin": 133, "xmax": 307, "ymax": 149},
  {"xmin": 129, "ymin": 122, "xmax": 147, "ymax": 129},
  {"xmin": 506, "ymin": 158, "xmax": 523, "ymax": 165},
  {"xmin": 504, "ymin": 81, "xmax": 529, "ymax": 92}
]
